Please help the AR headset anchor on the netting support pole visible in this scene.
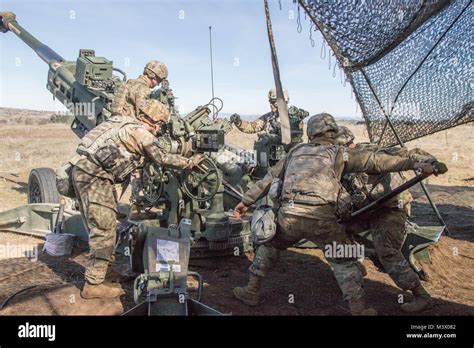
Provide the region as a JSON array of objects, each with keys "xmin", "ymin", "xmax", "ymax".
[{"xmin": 360, "ymin": 69, "xmax": 450, "ymax": 235}]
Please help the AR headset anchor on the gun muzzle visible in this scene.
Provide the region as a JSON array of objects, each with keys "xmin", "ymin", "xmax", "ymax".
[
  {"xmin": 0, "ymin": 11, "xmax": 64, "ymax": 64},
  {"xmin": 0, "ymin": 11, "xmax": 16, "ymax": 33}
]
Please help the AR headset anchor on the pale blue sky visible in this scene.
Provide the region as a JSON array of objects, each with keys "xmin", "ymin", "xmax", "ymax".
[{"xmin": 0, "ymin": 0, "xmax": 361, "ymax": 118}]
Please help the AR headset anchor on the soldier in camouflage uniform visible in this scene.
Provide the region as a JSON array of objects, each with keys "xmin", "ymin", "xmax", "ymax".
[
  {"xmin": 233, "ymin": 113, "xmax": 440, "ymax": 315},
  {"xmin": 111, "ymin": 60, "xmax": 168, "ymax": 119},
  {"xmin": 335, "ymin": 125, "xmax": 356, "ymax": 149},
  {"xmin": 69, "ymin": 100, "xmax": 203, "ymax": 299},
  {"xmin": 336, "ymin": 126, "xmax": 444, "ymax": 313},
  {"xmin": 112, "ymin": 60, "xmax": 169, "ymax": 219},
  {"xmin": 230, "ymin": 89, "xmax": 309, "ymax": 207},
  {"xmin": 230, "ymin": 88, "xmax": 308, "ymax": 144}
]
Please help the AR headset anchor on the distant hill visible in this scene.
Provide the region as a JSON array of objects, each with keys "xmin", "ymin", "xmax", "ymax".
[
  {"xmin": 217, "ymin": 111, "xmax": 362, "ymax": 122},
  {"xmin": 0, "ymin": 107, "xmax": 72, "ymax": 125},
  {"xmin": 0, "ymin": 107, "xmax": 362, "ymax": 125}
]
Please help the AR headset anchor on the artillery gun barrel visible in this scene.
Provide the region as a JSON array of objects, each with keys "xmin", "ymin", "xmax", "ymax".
[
  {"xmin": 0, "ymin": 11, "xmax": 64, "ymax": 66},
  {"xmin": 1, "ymin": 11, "xmax": 113, "ymax": 136}
]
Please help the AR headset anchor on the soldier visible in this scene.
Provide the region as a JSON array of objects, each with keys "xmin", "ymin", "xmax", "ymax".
[
  {"xmin": 230, "ymin": 89, "xmax": 309, "ymax": 206},
  {"xmin": 233, "ymin": 113, "xmax": 443, "ymax": 315},
  {"xmin": 336, "ymin": 126, "xmax": 445, "ymax": 313},
  {"xmin": 111, "ymin": 60, "xmax": 168, "ymax": 119},
  {"xmin": 229, "ymin": 88, "xmax": 309, "ymax": 144},
  {"xmin": 69, "ymin": 100, "xmax": 203, "ymax": 299},
  {"xmin": 112, "ymin": 60, "xmax": 169, "ymax": 218},
  {"xmin": 335, "ymin": 125, "xmax": 356, "ymax": 149}
]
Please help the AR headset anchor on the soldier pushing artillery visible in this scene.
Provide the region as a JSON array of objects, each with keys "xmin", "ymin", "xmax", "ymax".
[{"xmin": 233, "ymin": 113, "xmax": 447, "ymax": 315}]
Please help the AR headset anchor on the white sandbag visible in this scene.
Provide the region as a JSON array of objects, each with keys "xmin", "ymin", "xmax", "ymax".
[{"xmin": 43, "ymin": 233, "xmax": 75, "ymax": 256}]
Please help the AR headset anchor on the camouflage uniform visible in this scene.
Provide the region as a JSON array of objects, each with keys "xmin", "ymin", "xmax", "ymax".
[
  {"xmin": 111, "ymin": 60, "xmax": 168, "ymax": 119},
  {"xmin": 343, "ymin": 145, "xmax": 437, "ymax": 291},
  {"xmin": 70, "ymin": 115, "xmax": 193, "ymax": 285},
  {"xmin": 239, "ymin": 136, "xmax": 419, "ymax": 304},
  {"xmin": 235, "ymin": 106, "xmax": 308, "ymax": 144},
  {"xmin": 111, "ymin": 75, "xmax": 151, "ymax": 119},
  {"xmin": 233, "ymin": 88, "xmax": 308, "ymax": 143}
]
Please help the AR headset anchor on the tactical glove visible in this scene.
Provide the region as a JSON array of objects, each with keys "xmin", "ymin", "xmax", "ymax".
[{"xmin": 432, "ymin": 161, "xmax": 448, "ymax": 175}]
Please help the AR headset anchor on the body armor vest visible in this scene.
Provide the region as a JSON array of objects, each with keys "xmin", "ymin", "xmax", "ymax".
[
  {"xmin": 77, "ymin": 116, "xmax": 142, "ymax": 182},
  {"xmin": 281, "ymin": 143, "xmax": 343, "ymax": 205}
]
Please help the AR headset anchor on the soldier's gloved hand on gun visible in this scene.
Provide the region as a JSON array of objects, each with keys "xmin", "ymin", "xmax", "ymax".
[
  {"xmin": 234, "ymin": 202, "xmax": 249, "ymax": 219},
  {"xmin": 432, "ymin": 161, "xmax": 448, "ymax": 175},
  {"xmin": 229, "ymin": 113, "xmax": 242, "ymax": 126},
  {"xmin": 414, "ymin": 161, "xmax": 447, "ymax": 175},
  {"xmin": 186, "ymin": 153, "xmax": 206, "ymax": 169}
]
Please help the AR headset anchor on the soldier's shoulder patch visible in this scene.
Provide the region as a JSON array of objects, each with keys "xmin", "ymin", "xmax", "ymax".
[{"xmin": 343, "ymin": 150, "xmax": 349, "ymax": 162}]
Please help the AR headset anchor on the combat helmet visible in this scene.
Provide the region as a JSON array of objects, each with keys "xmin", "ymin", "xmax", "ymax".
[
  {"xmin": 138, "ymin": 100, "xmax": 170, "ymax": 124},
  {"xmin": 335, "ymin": 125, "xmax": 355, "ymax": 146},
  {"xmin": 268, "ymin": 88, "xmax": 289, "ymax": 103},
  {"xmin": 306, "ymin": 113, "xmax": 339, "ymax": 139},
  {"xmin": 144, "ymin": 60, "xmax": 168, "ymax": 80}
]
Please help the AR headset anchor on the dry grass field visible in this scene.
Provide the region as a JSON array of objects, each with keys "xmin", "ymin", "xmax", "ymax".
[{"xmin": 0, "ymin": 108, "xmax": 472, "ymax": 315}]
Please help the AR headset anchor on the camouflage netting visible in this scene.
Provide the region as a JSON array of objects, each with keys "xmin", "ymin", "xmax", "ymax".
[{"xmin": 299, "ymin": 0, "xmax": 473, "ymax": 146}]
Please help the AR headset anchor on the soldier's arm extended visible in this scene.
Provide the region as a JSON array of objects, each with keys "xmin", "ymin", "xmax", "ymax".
[
  {"xmin": 377, "ymin": 146, "xmax": 437, "ymax": 163},
  {"xmin": 241, "ymin": 158, "xmax": 285, "ymax": 206},
  {"xmin": 119, "ymin": 125, "xmax": 192, "ymax": 170},
  {"xmin": 341, "ymin": 147, "xmax": 417, "ymax": 177},
  {"xmin": 405, "ymin": 148, "xmax": 438, "ymax": 163},
  {"xmin": 235, "ymin": 114, "xmax": 268, "ymax": 134}
]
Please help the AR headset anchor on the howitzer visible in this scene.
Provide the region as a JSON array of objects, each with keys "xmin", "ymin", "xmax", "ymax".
[
  {"xmin": 130, "ymin": 101, "xmax": 255, "ymax": 257},
  {"xmin": 1, "ymin": 12, "xmax": 255, "ymax": 258},
  {"xmin": 0, "ymin": 11, "xmax": 252, "ymax": 315},
  {"xmin": 0, "ymin": 11, "xmax": 125, "ymax": 137}
]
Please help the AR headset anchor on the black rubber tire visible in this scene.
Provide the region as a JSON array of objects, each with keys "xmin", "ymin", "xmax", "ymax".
[{"xmin": 28, "ymin": 167, "xmax": 60, "ymax": 204}]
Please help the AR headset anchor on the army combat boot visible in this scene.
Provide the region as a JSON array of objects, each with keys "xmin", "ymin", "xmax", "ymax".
[
  {"xmin": 401, "ymin": 284, "xmax": 434, "ymax": 313},
  {"xmin": 349, "ymin": 298, "xmax": 377, "ymax": 316},
  {"xmin": 233, "ymin": 274, "xmax": 263, "ymax": 306},
  {"xmin": 81, "ymin": 281, "xmax": 125, "ymax": 299}
]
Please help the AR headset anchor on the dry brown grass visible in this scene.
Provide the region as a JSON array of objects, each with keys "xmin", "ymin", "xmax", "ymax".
[
  {"xmin": 0, "ymin": 110, "xmax": 472, "ymax": 212},
  {"xmin": 0, "ymin": 123, "xmax": 78, "ymax": 211}
]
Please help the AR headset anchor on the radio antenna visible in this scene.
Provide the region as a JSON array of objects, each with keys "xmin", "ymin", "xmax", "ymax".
[{"xmin": 209, "ymin": 26, "xmax": 216, "ymax": 118}]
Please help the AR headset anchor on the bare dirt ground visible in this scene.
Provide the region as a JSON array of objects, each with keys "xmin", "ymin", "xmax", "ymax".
[{"xmin": 0, "ymin": 108, "xmax": 472, "ymax": 315}]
